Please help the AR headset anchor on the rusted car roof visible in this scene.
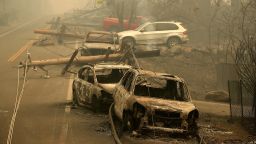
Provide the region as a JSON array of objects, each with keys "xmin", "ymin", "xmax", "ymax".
[
  {"xmin": 79, "ymin": 63, "xmax": 132, "ymax": 71},
  {"xmin": 94, "ymin": 63, "xmax": 132, "ymax": 69},
  {"xmin": 133, "ymin": 69, "xmax": 183, "ymax": 82}
]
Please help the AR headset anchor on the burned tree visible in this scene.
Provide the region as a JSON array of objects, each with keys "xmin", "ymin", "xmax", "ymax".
[
  {"xmin": 234, "ymin": 0, "xmax": 256, "ymax": 123},
  {"xmin": 107, "ymin": 0, "xmax": 138, "ymax": 31}
]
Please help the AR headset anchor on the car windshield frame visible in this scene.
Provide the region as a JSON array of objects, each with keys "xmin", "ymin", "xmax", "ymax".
[
  {"xmin": 94, "ymin": 67, "xmax": 129, "ymax": 84},
  {"xmin": 133, "ymin": 75, "xmax": 190, "ymax": 102},
  {"xmin": 85, "ymin": 32, "xmax": 119, "ymax": 44},
  {"xmin": 134, "ymin": 22, "xmax": 150, "ymax": 31}
]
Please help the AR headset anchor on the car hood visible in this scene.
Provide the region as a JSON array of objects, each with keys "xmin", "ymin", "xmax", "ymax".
[
  {"xmin": 98, "ymin": 83, "xmax": 117, "ymax": 94},
  {"xmin": 134, "ymin": 96, "xmax": 196, "ymax": 114},
  {"xmin": 118, "ymin": 30, "xmax": 139, "ymax": 37},
  {"xmin": 84, "ymin": 43, "xmax": 119, "ymax": 50}
]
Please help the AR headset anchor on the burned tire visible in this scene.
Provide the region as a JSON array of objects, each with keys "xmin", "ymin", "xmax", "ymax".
[
  {"xmin": 91, "ymin": 96, "xmax": 101, "ymax": 113},
  {"xmin": 111, "ymin": 107, "xmax": 124, "ymax": 137},
  {"xmin": 72, "ymin": 86, "xmax": 85, "ymax": 107},
  {"xmin": 123, "ymin": 111, "xmax": 134, "ymax": 132},
  {"xmin": 167, "ymin": 37, "xmax": 181, "ymax": 48},
  {"xmin": 122, "ymin": 37, "xmax": 135, "ymax": 49},
  {"xmin": 188, "ymin": 121, "xmax": 198, "ymax": 136},
  {"xmin": 187, "ymin": 112, "xmax": 199, "ymax": 136}
]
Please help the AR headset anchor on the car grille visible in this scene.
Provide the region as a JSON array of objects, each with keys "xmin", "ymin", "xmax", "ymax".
[
  {"xmin": 148, "ymin": 110, "xmax": 181, "ymax": 128},
  {"xmin": 101, "ymin": 91, "xmax": 113, "ymax": 104}
]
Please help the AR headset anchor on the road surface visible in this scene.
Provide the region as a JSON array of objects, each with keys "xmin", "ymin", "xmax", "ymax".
[{"xmin": 0, "ymin": 17, "xmax": 115, "ymax": 144}]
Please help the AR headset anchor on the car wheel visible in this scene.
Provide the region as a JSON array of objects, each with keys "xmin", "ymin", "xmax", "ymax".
[
  {"xmin": 73, "ymin": 86, "xmax": 85, "ymax": 107},
  {"xmin": 167, "ymin": 37, "xmax": 181, "ymax": 48},
  {"xmin": 187, "ymin": 114, "xmax": 198, "ymax": 136},
  {"xmin": 113, "ymin": 113, "xmax": 124, "ymax": 137},
  {"xmin": 123, "ymin": 111, "xmax": 134, "ymax": 132},
  {"xmin": 91, "ymin": 95, "xmax": 101, "ymax": 113},
  {"xmin": 122, "ymin": 37, "xmax": 135, "ymax": 49}
]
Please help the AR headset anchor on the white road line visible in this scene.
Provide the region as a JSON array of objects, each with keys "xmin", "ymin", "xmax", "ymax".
[
  {"xmin": 0, "ymin": 17, "xmax": 41, "ymax": 38},
  {"xmin": 58, "ymin": 78, "xmax": 73, "ymax": 144},
  {"xmin": 66, "ymin": 76, "xmax": 74, "ymax": 103},
  {"xmin": 65, "ymin": 40, "xmax": 78, "ymax": 103},
  {"xmin": 58, "ymin": 40, "xmax": 78, "ymax": 144},
  {"xmin": 0, "ymin": 109, "xmax": 8, "ymax": 113},
  {"xmin": 59, "ymin": 123, "xmax": 69, "ymax": 144}
]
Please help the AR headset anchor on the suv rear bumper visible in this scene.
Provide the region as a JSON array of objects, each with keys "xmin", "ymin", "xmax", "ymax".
[{"xmin": 180, "ymin": 37, "xmax": 189, "ymax": 44}]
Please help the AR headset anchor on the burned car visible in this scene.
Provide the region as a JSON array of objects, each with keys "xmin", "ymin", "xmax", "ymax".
[
  {"xmin": 72, "ymin": 63, "xmax": 131, "ymax": 112},
  {"xmin": 112, "ymin": 69, "xmax": 199, "ymax": 135},
  {"xmin": 80, "ymin": 31, "xmax": 120, "ymax": 56}
]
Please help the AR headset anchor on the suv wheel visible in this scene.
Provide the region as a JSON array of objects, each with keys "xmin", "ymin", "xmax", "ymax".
[
  {"xmin": 122, "ymin": 37, "xmax": 135, "ymax": 49},
  {"xmin": 167, "ymin": 37, "xmax": 180, "ymax": 48}
]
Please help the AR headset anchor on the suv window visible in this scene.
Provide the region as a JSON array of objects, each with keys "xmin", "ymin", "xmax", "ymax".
[
  {"xmin": 142, "ymin": 24, "xmax": 156, "ymax": 32},
  {"xmin": 156, "ymin": 23, "xmax": 179, "ymax": 31}
]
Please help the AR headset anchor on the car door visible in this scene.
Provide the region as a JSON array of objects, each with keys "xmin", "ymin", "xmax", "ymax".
[
  {"xmin": 80, "ymin": 67, "xmax": 95, "ymax": 104},
  {"xmin": 135, "ymin": 23, "xmax": 159, "ymax": 44},
  {"xmin": 114, "ymin": 71, "xmax": 135, "ymax": 118},
  {"xmin": 154, "ymin": 23, "xmax": 171, "ymax": 44},
  {"xmin": 74, "ymin": 67, "xmax": 88, "ymax": 104},
  {"xmin": 157, "ymin": 23, "xmax": 180, "ymax": 43}
]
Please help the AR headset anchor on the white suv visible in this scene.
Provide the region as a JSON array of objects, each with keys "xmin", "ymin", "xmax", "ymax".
[{"xmin": 118, "ymin": 21, "xmax": 189, "ymax": 48}]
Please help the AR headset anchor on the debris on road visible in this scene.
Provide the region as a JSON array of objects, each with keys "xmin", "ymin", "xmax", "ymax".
[{"xmin": 34, "ymin": 28, "xmax": 85, "ymax": 39}]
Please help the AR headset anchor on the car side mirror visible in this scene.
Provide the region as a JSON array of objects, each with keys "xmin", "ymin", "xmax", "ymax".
[{"xmin": 140, "ymin": 29, "xmax": 145, "ymax": 32}]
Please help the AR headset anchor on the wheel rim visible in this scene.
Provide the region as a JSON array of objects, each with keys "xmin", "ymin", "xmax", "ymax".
[
  {"xmin": 124, "ymin": 39, "xmax": 135, "ymax": 48},
  {"xmin": 168, "ymin": 38, "xmax": 179, "ymax": 47}
]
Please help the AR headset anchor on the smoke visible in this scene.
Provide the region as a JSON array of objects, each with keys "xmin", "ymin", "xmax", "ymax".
[{"xmin": 46, "ymin": 0, "xmax": 89, "ymax": 14}]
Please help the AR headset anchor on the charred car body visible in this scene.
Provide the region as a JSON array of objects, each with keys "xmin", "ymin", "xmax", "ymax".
[
  {"xmin": 72, "ymin": 63, "xmax": 131, "ymax": 111},
  {"xmin": 112, "ymin": 69, "xmax": 199, "ymax": 134},
  {"xmin": 80, "ymin": 31, "xmax": 120, "ymax": 56}
]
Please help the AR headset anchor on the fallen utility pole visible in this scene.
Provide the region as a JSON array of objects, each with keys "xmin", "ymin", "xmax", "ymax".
[
  {"xmin": 46, "ymin": 22, "xmax": 101, "ymax": 28},
  {"xmin": 24, "ymin": 49, "xmax": 160, "ymax": 67},
  {"xmin": 34, "ymin": 29, "xmax": 85, "ymax": 39}
]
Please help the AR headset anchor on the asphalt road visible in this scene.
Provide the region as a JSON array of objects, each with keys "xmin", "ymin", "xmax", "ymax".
[{"xmin": 0, "ymin": 17, "xmax": 115, "ymax": 144}]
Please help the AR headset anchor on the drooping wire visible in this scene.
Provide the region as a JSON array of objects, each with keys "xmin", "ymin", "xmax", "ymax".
[{"xmin": 7, "ymin": 52, "xmax": 29, "ymax": 144}]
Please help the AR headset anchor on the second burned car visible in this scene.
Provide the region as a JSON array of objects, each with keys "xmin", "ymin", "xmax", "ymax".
[
  {"xmin": 80, "ymin": 31, "xmax": 120, "ymax": 56},
  {"xmin": 112, "ymin": 69, "xmax": 199, "ymax": 135},
  {"xmin": 72, "ymin": 63, "xmax": 131, "ymax": 111}
]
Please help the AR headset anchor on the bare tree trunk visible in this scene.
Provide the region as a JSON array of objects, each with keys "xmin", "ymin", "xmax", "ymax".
[
  {"xmin": 128, "ymin": 0, "xmax": 137, "ymax": 29},
  {"xmin": 2, "ymin": 0, "xmax": 5, "ymax": 12}
]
